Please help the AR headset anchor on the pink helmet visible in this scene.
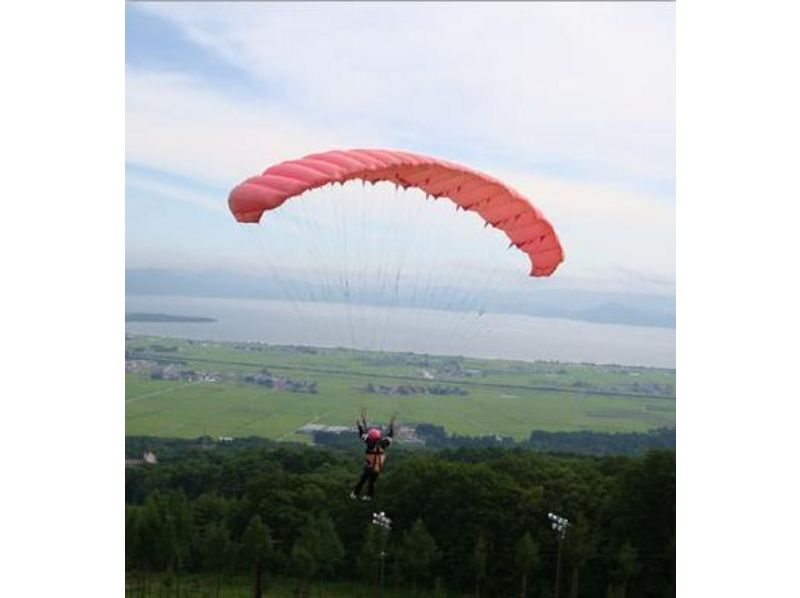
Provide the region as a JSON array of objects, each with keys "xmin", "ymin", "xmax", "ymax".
[{"xmin": 367, "ymin": 428, "xmax": 382, "ymax": 441}]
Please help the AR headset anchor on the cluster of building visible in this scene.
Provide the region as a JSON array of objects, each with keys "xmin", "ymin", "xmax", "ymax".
[
  {"xmin": 298, "ymin": 423, "xmax": 352, "ymax": 434},
  {"xmin": 571, "ymin": 379, "xmax": 675, "ymax": 397},
  {"xmin": 125, "ymin": 359, "xmax": 219, "ymax": 382},
  {"xmin": 125, "ymin": 451, "xmax": 158, "ymax": 468},
  {"xmin": 242, "ymin": 371, "xmax": 318, "ymax": 394},
  {"xmin": 432, "ymin": 361, "xmax": 483, "ymax": 378},
  {"xmin": 301, "ymin": 423, "xmax": 425, "ymax": 446},
  {"xmin": 361, "ymin": 383, "xmax": 468, "ymax": 396}
]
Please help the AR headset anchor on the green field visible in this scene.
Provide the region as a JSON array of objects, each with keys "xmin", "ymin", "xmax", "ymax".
[{"xmin": 125, "ymin": 336, "xmax": 675, "ymax": 441}]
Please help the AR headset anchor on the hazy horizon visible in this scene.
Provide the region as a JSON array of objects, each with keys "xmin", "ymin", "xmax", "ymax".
[{"xmin": 127, "ymin": 266, "xmax": 676, "ymax": 330}]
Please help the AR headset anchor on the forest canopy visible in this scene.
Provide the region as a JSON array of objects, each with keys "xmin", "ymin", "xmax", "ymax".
[{"xmin": 126, "ymin": 439, "xmax": 675, "ymax": 597}]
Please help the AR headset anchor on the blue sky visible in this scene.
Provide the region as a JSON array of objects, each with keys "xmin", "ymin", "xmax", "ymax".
[{"xmin": 126, "ymin": 2, "xmax": 675, "ymax": 295}]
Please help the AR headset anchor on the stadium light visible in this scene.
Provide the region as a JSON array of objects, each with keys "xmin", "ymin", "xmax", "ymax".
[
  {"xmin": 372, "ymin": 511, "xmax": 392, "ymax": 530},
  {"xmin": 547, "ymin": 512, "xmax": 569, "ymax": 540}
]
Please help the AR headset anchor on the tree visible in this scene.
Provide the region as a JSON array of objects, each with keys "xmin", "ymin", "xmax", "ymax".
[
  {"xmin": 311, "ymin": 514, "xmax": 345, "ymax": 579},
  {"xmin": 166, "ymin": 490, "xmax": 193, "ymax": 577},
  {"xmin": 565, "ymin": 514, "xmax": 596, "ymax": 598},
  {"xmin": 125, "ymin": 505, "xmax": 150, "ymax": 597},
  {"xmin": 473, "ymin": 532, "xmax": 488, "ymax": 598},
  {"xmin": 609, "ymin": 541, "xmax": 640, "ymax": 598},
  {"xmin": 127, "ymin": 490, "xmax": 192, "ymax": 595},
  {"xmin": 291, "ymin": 514, "xmax": 345, "ymax": 596},
  {"xmin": 196, "ymin": 522, "xmax": 232, "ymax": 597},
  {"xmin": 400, "ymin": 519, "xmax": 440, "ymax": 596},
  {"xmin": 125, "ymin": 505, "xmax": 142, "ymax": 572},
  {"xmin": 192, "ymin": 492, "xmax": 230, "ymax": 528},
  {"xmin": 290, "ymin": 543, "xmax": 316, "ymax": 598},
  {"xmin": 515, "ymin": 532, "xmax": 540, "ymax": 598},
  {"xmin": 241, "ymin": 515, "xmax": 273, "ymax": 598},
  {"xmin": 132, "ymin": 491, "xmax": 192, "ymax": 572},
  {"xmin": 357, "ymin": 524, "xmax": 382, "ymax": 586}
]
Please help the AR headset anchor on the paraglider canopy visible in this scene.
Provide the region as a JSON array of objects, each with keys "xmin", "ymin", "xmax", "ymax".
[{"xmin": 228, "ymin": 148, "xmax": 564, "ymax": 277}]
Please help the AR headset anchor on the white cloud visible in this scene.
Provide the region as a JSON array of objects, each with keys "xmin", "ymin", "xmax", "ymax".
[
  {"xmin": 135, "ymin": 2, "xmax": 674, "ymax": 184},
  {"xmin": 126, "ymin": 171, "xmax": 226, "ymax": 213},
  {"xmin": 502, "ymin": 171, "xmax": 675, "ymax": 291},
  {"xmin": 126, "ymin": 69, "xmax": 354, "ymax": 185}
]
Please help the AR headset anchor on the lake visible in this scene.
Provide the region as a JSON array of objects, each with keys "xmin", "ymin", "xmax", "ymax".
[{"xmin": 125, "ymin": 295, "xmax": 675, "ymax": 368}]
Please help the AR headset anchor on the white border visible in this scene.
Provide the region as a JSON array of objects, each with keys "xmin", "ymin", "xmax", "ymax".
[
  {"xmin": 2, "ymin": 0, "xmax": 123, "ymax": 594},
  {"xmin": 678, "ymin": 0, "xmax": 800, "ymax": 595}
]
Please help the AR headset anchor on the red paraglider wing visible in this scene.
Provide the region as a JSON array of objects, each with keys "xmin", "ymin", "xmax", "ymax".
[{"xmin": 228, "ymin": 149, "xmax": 564, "ymax": 277}]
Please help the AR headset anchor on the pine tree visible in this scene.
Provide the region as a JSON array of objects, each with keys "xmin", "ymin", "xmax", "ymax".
[
  {"xmin": 473, "ymin": 532, "xmax": 488, "ymax": 598},
  {"xmin": 241, "ymin": 515, "xmax": 273, "ymax": 598},
  {"xmin": 515, "ymin": 531, "xmax": 540, "ymax": 598},
  {"xmin": 400, "ymin": 519, "xmax": 440, "ymax": 596}
]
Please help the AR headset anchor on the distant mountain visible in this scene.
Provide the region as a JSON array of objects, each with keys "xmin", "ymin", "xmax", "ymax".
[
  {"xmin": 125, "ymin": 313, "xmax": 217, "ymax": 323},
  {"xmin": 488, "ymin": 289, "xmax": 675, "ymax": 328},
  {"xmin": 126, "ymin": 268, "xmax": 284, "ymax": 298},
  {"xmin": 574, "ymin": 302, "xmax": 675, "ymax": 328},
  {"xmin": 126, "ymin": 268, "xmax": 675, "ymax": 329}
]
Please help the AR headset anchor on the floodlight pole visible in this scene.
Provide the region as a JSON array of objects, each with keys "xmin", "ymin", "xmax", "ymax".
[
  {"xmin": 547, "ymin": 512, "xmax": 569, "ymax": 598},
  {"xmin": 379, "ymin": 548, "xmax": 386, "ymax": 598},
  {"xmin": 372, "ymin": 512, "xmax": 392, "ymax": 598},
  {"xmin": 555, "ymin": 535, "xmax": 563, "ymax": 598}
]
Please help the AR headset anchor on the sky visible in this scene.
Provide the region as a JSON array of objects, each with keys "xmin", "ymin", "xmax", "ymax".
[{"xmin": 126, "ymin": 2, "xmax": 675, "ymax": 296}]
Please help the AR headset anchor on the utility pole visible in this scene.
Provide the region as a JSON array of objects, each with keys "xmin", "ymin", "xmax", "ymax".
[
  {"xmin": 548, "ymin": 512, "xmax": 570, "ymax": 598},
  {"xmin": 372, "ymin": 511, "xmax": 392, "ymax": 598}
]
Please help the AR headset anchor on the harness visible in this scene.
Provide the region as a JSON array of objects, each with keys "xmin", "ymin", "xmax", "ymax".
[{"xmin": 364, "ymin": 439, "xmax": 388, "ymax": 473}]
